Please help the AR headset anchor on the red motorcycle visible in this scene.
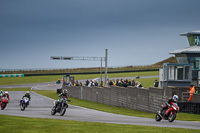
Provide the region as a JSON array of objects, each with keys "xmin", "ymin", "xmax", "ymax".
[
  {"xmin": 0, "ymin": 97, "xmax": 9, "ymax": 110},
  {"xmin": 155, "ymin": 102, "xmax": 179, "ymax": 122}
]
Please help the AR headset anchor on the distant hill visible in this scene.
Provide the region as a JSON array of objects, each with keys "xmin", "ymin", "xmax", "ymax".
[{"xmin": 152, "ymin": 56, "xmax": 177, "ymax": 67}]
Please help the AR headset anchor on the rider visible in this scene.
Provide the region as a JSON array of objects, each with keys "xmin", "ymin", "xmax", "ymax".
[
  {"xmin": 159, "ymin": 95, "xmax": 179, "ymax": 117},
  {"xmin": 20, "ymin": 91, "xmax": 31, "ymax": 106},
  {"xmin": 1, "ymin": 91, "xmax": 10, "ymax": 102},
  {"xmin": 58, "ymin": 89, "xmax": 68, "ymax": 101},
  {"xmin": 56, "ymin": 89, "xmax": 68, "ymax": 107}
]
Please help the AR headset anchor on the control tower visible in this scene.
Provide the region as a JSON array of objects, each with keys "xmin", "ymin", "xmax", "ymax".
[{"xmin": 170, "ymin": 30, "xmax": 200, "ymax": 84}]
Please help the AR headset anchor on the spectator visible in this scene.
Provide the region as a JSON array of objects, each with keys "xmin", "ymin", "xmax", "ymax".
[
  {"xmin": 131, "ymin": 79, "xmax": 135, "ymax": 86},
  {"xmin": 112, "ymin": 79, "xmax": 116, "ymax": 86},
  {"xmin": 106, "ymin": 79, "xmax": 109, "ymax": 86},
  {"xmin": 116, "ymin": 79, "xmax": 119, "ymax": 86},
  {"xmin": 79, "ymin": 82, "xmax": 82, "ymax": 86},
  {"xmin": 69, "ymin": 81, "xmax": 73, "ymax": 86},
  {"xmin": 85, "ymin": 80, "xmax": 89, "ymax": 86},
  {"xmin": 75, "ymin": 80, "xmax": 79, "ymax": 86},
  {"xmin": 154, "ymin": 79, "xmax": 159, "ymax": 87},
  {"xmin": 128, "ymin": 80, "xmax": 131, "ymax": 86},
  {"xmin": 135, "ymin": 81, "xmax": 143, "ymax": 88},
  {"xmin": 88, "ymin": 80, "xmax": 93, "ymax": 87},
  {"xmin": 94, "ymin": 80, "xmax": 98, "ymax": 86},
  {"xmin": 109, "ymin": 80, "xmax": 113, "ymax": 86},
  {"xmin": 118, "ymin": 81, "xmax": 123, "ymax": 87}
]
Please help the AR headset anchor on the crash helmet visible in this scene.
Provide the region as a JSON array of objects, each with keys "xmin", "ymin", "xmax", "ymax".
[
  {"xmin": 0, "ymin": 90, "xmax": 3, "ymax": 93},
  {"xmin": 173, "ymin": 95, "xmax": 178, "ymax": 102},
  {"xmin": 62, "ymin": 89, "xmax": 68, "ymax": 95},
  {"xmin": 5, "ymin": 91, "xmax": 8, "ymax": 95},
  {"xmin": 26, "ymin": 91, "xmax": 30, "ymax": 94}
]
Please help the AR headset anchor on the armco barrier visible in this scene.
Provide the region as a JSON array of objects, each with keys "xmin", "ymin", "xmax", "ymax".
[
  {"xmin": 0, "ymin": 74, "xmax": 24, "ymax": 78},
  {"xmin": 63, "ymin": 85, "xmax": 200, "ymax": 114}
]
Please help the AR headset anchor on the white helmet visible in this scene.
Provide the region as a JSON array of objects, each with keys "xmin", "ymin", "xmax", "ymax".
[
  {"xmin": 173, "ymin": 95, "xmax": 178, "ymax": 102},
  {"xmin": 62, "ymin": 89, "xmax": 68, "ymax": 94}
]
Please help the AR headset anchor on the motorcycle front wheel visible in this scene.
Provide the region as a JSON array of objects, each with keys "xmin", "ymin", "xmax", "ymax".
[
  {"xmin": 21, "ymin": 103, "xmax": 26, "ymax": 111},
  {"xmin": 60, "ymin": 106, "xmax": 67, "ymax": 116},
  {"xmin": 168, "ymin": 112, "xmax": 176, "ymax": 122},
  {"xmin": 51, "ymin": 107, "xmax": 56, "ymax": 115},
  {"xmin": 155, "ymin": 112, "xmax": 162, "ymax": 122},
  {"xmin": 1, "ymin": 102, "xmax": 6, "ymax": 110}
]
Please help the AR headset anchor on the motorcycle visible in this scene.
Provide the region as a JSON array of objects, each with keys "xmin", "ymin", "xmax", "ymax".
[
  {"xmin": 155, "ymin": 102, "xmax": 179, "ymax": 122},
  {"xmin": 20, "ymin": 97, "xmax": 30, "ymax": 111},
  {"xmin": 0, "ymin": 97, "xmax": 8, "ymax": 110},
  {"xmin": 51, "ymin": 97, "xmax": 70, "ymax": 116}
]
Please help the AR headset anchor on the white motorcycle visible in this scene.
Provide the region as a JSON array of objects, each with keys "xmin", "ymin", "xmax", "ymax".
[{"xmin": 20, "ymin": 97, "xmax": 30, "ymax": 111}]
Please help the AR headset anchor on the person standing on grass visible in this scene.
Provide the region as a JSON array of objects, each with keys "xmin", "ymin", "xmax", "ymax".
[
  {"xmin": 154, "ymin": 79, "xmax": 159, "ymax": 87},
  {"xmin": 188, "ymin": 85, "xmax": 195, "ymax": 101}
]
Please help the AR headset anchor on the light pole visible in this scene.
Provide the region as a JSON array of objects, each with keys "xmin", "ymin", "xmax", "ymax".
[
  {"xmin": 50, "ymin": 49, "xmax": 108, "ymax": 86},
  {"xmin": 105, "ymin": 49, "xmax": 108, "ymax": 86}
]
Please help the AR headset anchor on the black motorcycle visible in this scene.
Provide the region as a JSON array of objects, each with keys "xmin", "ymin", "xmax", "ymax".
[{"xmin": 51, "ymin": 97, "xmax": 70, "ymax": 116}]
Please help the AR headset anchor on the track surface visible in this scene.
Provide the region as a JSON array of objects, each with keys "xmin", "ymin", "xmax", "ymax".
[{"xmin": 0, "ymin": 91, "xmax": 200, "ymax": 129}]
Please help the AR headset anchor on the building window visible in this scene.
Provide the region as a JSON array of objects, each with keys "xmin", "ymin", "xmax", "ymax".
[
  {"xmin": 167, "ymin": 65, "xmax": 191, "ymax": 81},
  {"xmin": 185, "ymin": 66, "xmax": 190, "ymax": 80},
  {"xmin": 168, "ymin": 66, "xmax": 175, "ymax": 80},
  {"xmin": 175, "ymin": 66, "xmax": 184, "ymax": 80},
  {"xmin": 188, "ymin": 57, "xmax": 200, "ymax": 70},
  {"xmin": 194, "ymin": 36, "xmax": 200, "ymax": 46},
  {"xmin": 187, "ymin": 36, "xmax": 195, "ymax": 46}
]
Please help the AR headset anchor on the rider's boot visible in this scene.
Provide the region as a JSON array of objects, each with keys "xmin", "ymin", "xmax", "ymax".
[{"xmin": 19, "ymin": 100, "xmax": 22, "ymax": 106}]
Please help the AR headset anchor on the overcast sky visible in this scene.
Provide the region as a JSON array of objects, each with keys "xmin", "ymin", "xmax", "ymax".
[{"xmin": 0, "ymin": 0, "xmax": 200, "ymax": 69}]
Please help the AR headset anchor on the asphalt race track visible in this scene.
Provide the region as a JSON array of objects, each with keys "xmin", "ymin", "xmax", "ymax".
[{"xmin": 0, "ymin": 91, "xmax": 200, "ymax": 129}]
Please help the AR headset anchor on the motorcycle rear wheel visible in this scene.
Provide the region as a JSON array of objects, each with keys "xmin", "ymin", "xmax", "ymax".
[
  {"xmin": 155, "ymin": 112, "xmax": 162, "ymax": 122},
  {"xmin": 51, "ymin": 107, "xmax": 56, "ymax": 115},
  {"xmin": 168, "ymin": 112, "xmax": 176, "ymax": 122}
]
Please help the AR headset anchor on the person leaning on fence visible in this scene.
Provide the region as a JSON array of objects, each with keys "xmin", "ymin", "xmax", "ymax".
[
  {"xmin": 131, "ymin": 79, "xmax": 135, "ymax": 86},
  {"xmin": 188, "ymin": 85, "xmax": 196, "ymax": 101},
  {"xmin": 135, "ymin": 81, "xmax": 143, "ymax": 88}
]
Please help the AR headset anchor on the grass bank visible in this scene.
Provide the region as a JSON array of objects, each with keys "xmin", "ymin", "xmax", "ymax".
[{"xmin": 0, "ymin": 114, "xmax": 199, "ymax": 133}]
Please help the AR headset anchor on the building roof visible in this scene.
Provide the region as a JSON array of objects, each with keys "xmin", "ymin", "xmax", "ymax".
[
  {"xmin": 170, "ymin": 45, "xmax": 200, "ymax": 54},
  {"xmin": 180, "ymin": 30, "xmax": 200, "ymax": 36}
]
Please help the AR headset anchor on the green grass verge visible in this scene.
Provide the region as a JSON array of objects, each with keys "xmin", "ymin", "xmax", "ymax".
[
  {"xmin": 34, "ymin": 90, "xmax": 200, "ymax": 121},
  {"xmin": 0, "ymin": 114, "xmax": 199, "ymax": 133},
  {"xmin": 0, "ymin": 71, "xmax": 159, "ymax": 86}
]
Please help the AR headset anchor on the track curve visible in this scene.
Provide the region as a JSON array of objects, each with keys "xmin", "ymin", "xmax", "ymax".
[{"xmin": 0, "ymin": 91, "xmax": 199, "ymax": 129}]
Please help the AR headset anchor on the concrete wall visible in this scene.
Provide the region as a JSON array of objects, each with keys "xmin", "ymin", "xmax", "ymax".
[
  {"xmin": 63, "ymin": 85, "xmax": 200, "ymax": 113},
  {"xmin": 64, "ymin": 86, "xmax": 174, "ymax": 113}
]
